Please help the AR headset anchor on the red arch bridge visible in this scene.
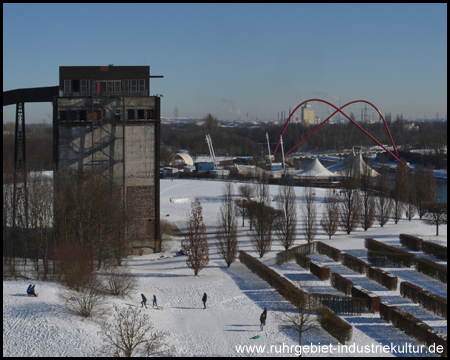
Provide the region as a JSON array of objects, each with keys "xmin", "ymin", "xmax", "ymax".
[{"xmin": 273, "ymin": 99, "xmax": 402, "ymax": 163}]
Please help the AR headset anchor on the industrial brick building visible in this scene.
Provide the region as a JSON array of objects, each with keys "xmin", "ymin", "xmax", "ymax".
[{"xmin": 54, "ymin": 65, "xmax": 160, "ymax": 253}]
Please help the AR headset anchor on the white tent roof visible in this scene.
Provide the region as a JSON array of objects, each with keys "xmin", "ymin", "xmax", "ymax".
[
  {"xmin": 170, "ymin": 153, "xmax": 194, "ymax": 166},
  {"xmin": 294, "ymin": 158, "xmax": 337, "ymax": 178},
  {"xmin": 327, "ymin": 151, "xmax": 379, "ymax": 177}
]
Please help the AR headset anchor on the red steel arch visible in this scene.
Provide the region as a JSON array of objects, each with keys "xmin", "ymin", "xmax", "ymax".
[{"xmin": 273, "ymin": 99, "xmax": 401, "ymax": 162}]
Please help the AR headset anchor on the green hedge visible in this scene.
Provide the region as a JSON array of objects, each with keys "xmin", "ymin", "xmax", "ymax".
[
  {"xmin": 317, "ymin": 307, "xmax": 353, "ymax": 345},
  {"xmin": 399, "ymin": 234, "xmax": 423, "ymax": 251},
  {"xmin": 316, "ymin": 241, "xmax": 341, "ymax": 262},
  {"xmin": 415, "ymin": 257, "xmax": 447, "ymax": 283}
]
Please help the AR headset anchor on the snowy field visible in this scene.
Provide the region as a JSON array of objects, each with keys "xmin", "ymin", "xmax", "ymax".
[{"xmin": 3, "ymin": 178, "xmax": 447, "ymax": 357}]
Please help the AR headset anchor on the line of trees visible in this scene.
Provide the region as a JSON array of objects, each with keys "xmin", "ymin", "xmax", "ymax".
[{"xmin": 181, "ymin": 158, "xmax": 443, "ymax": 271}]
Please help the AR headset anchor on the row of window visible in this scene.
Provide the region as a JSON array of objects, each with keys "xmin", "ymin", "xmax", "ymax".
[
  {"xmin": 59, "ymin": 109, "xmax": 155, "ymax": 121},
  {"xmin": 63, "ymin": 79, "xmax": 146, "ymax": 95}
]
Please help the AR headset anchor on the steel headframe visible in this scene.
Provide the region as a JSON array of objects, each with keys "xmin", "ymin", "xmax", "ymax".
[{"xmin": 273, "ymin": 99, "xmax": 401, "ymax": 162}]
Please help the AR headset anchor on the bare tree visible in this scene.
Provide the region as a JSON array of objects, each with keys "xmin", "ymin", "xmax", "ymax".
[
  {"xmin": 275, "ymin": 282, "xmax": 320, "ymax": 357},
  {"xmin": 320, "ymin": 188, "xmax": 340, "ymax": 239},
  {"xmin": 375, "ymin": 166, "xmax": 393, "ymax": 227},
  {"xmin": 274, "ymin": 182, "xmax": 297, "ymax": 250},
  {"xmin": 412, "ymin": 164, "xmax": 436, "ymax": 219},
  {"xmin": 181, "ymin": 198, "xmax": 209, "ymax": 275},
  {"xmin": 216, "ymin": 182, "xmax": 238, "ymax": 267},
  {"xmin": 422, "ymin": 203, "xmax": 447, "ymax": 236},
  {"xmin": 238, "ymin": 184, "xmax": 254, "ymax": 200},
  {"xmin": 406, "ymin": 178, "xmax": 417, "ymax": 221},
  {"xmin": 339, "ymin": 188, "xmax": 361, "ymax": 234},
  {"xmin": 97, "ymin": 304, "xmax": 174, "ymax": 357},
  {"xmin": 359, "ymin": 164, "xmax": 376, "ymax": 231},
  {"xmin": 392, "ymin": 159, "xmax": 409, "ymax": 224},
  {"xmin": 249, "ymin": 176, "xmax": 275, "ymax": 258},
  {"xmin": 300, "ymin": 187, "xmax": 317, "ymax": 243}
]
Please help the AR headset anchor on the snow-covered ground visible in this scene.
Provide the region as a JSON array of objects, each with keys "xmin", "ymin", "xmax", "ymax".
[{"xmin": 3, "ymin": 179, "xmax": 447, "ymax": 357}]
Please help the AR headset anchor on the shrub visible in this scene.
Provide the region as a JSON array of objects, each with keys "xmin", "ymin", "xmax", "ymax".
[
  {"xmin": 399, "ymin": 234, "xmax": 423, "ymax": 251},
  {"xmin": 380, "ymin": 302, "xmax": 397, "ymax": 322},
  {"xmin": 341, "ymin": 253, "xmax": 367, "ymax": 274},
  {"xmin": 400, "ymin": 281, "xmax": 423, "ymax": 303},
  {"xmin": 367, "ymin": 250, "xmax": 415, "ymax": 268},
  {"xmin": 310, "ymin": 261, "xmax": 330, "ymax": 280},
  {"xmin": 317, "ymin": 307, "xmax": 353, "ymax": 345},
  {"xmin": 351, "ymin": 286, "xmax": 381, "ymax": 312},
  {"xmin": 330, "ymin": 273, "xmax": 353, "ymax": 295},
  {"xmin": 102, "ymin": 262, "xmax": 138, "ymax": 298},
  {"xmin": 294, "ymin": 253, "xmax": 311, "ymax": 270},
  {"xmin": 276, "ymin": 242, "xmax": 315, "ymax": 266},
  {"xmin": 316, "ymin": 241, "xmax": 341, "ymax": 262},
  {"xmin": 422, "ymin": 241, "xmax": 447, "ymax": 261},
  {"xmin": 59, "ymin": 278, "xmax": 105, "ymax": 318},
  {"xmin": 52, "ymin": 243, "xmax": 95, "ymax": 291},
  {"xmin": 415, "ymin": 257, "xmax": 447, "ymax": 283},
  {"xmin": 366, "ymin": 266, "xmax": 398, "ymax": 290}
]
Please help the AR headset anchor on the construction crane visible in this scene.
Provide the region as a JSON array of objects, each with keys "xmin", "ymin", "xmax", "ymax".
[{"xmin": 205, "ymin": 134, "xmax": 218, "ymax": 169}]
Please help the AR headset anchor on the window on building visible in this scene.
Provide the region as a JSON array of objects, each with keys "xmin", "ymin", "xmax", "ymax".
[
  {"xmin": 147, "ymin": 109, "xmax": 154, "ymax": 119},
  {"xmin": 138, "ymin": 79, "xmax": 145, "ymax": 93},
  {"xmin": 128, "ymin": 109, "xmax": 135, "ymax": 120},
  {"xmin": 69, "ymin": 111, "xmax": 77, "ymax": 121},
  {"xmin": 79, "ymin": 110, "xmax": 87, "ymax": 121},
  {"xmin": 80, "ymin": 80, "xmax": 87, "ymax": 93},
  {"xmin": 64, "ymin": 80, "xmax": 71, "ymax": 94},
  {"xmin": 123, "ymin": 79, "xmax": 129, "ymax": 93},
  {"xmin": 130, "ymin": 79, "xmax": 137, "ymax": 93},
  {"xmin": 107, "ymin": 81, "xmax": 114, "ymax": 93},
  {"xmin": 59, "ymin": 111, "xmax": 67, "ymax": 121},
  {"xmin": 114, "ymin": 81, "xmax": 122, "ymax": 93},
  {"xmin": 137, "ymin": 109, "xmax": 145, "ymax": 120},
  {"xmin": 88, "ymin": 80, "xmax": 93, "ymax": 94},
  {"xmin": 73, "ymin": 80, "xmax": 80, "ymax": 92}
]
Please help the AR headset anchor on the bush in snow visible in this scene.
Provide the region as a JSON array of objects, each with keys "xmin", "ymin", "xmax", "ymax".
[
  {"xmin": 59, "ymin": 278, "xmax": 105, "ymax": 318},
  {"xmin": 101, "ymin": 262, "xmax": 138, "ymax": 298},
  {"xmin": 97, "ymin": 304, "xmax": 175, "ymax": 357}
]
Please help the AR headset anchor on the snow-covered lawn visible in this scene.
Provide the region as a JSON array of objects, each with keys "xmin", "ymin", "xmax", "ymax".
[{"xmin": 3, "ymin": 179, "xmax": 447, "ymax": 357}]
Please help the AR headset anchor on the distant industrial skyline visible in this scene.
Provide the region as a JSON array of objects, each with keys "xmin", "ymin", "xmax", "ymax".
[{"xmin": 3, "ymin": 3, "xmax": 447, "ymax": 124}]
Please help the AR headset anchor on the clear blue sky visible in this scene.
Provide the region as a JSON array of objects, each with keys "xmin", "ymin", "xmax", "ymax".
[{"xmin": 3, "ymin": 3, "xmax": 447, "ymax": 123}]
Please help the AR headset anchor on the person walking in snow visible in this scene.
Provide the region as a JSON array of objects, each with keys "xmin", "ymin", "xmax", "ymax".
[
  {"xmin": 262, "ymin": 308, "xmax": 267, "ymax": 326},
  {"xmin": 202, "ymin": 293, "xmax": 207, "ymax": 309},
  {"xmin": 260, "ymin": 311, "xmax": 266, "ymax": 331},
  {"xmin": 141, "ymin": 294, "xmax": 147, "ymax": 308},
  {"xmin": 152, "ymin": 295, "xmax": 157, "ymax": 307}
]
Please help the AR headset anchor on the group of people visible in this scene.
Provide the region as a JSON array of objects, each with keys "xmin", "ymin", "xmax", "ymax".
[
  {"xmin": 26, "ymin": 284, "xmax": 38, "ymax": 297},
  {"xmin": 140, "ymin": 292, "xmax": 208, "ymax": 309},
  {"xmin": 140, "ymin": 292, "xmax": 267, "ymax": 332},
  {"xmin": 140, "ymin": 294, "xmax": 157, "ymax": 308}
]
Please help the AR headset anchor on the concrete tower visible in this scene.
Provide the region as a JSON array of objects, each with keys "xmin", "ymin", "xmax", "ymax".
[{"xmin": 54, "ymin": 65, "xmax": 160, "ymax": 253}]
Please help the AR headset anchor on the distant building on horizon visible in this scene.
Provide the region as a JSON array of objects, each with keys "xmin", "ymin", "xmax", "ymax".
[{"xmin": 301, "ymin": 103, "xmax": 314, "ymax": 125}]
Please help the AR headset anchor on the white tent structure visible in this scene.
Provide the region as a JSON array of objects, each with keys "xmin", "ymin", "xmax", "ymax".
[
  {"xmin": 294, "ymin": 158, "xmax": 337, "ymax": 179},
  {"xmin": 170, "ymin": 153, "xmax": 194, "ymax": 166},
  {"xmin": 327, "ymin": 151, "xmax": 379, "ymax": 177}
]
